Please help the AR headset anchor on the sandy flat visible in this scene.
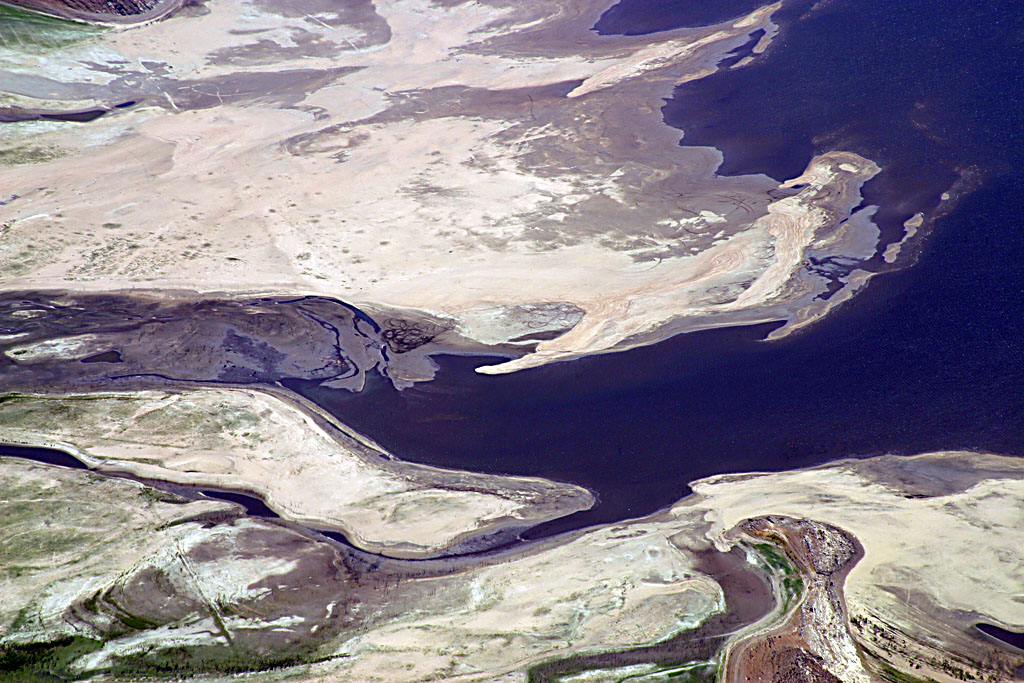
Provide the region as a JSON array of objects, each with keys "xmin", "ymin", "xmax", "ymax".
[
  {"xmin": 2, "ymin": 450, "xmax": 1022, "ymax": 681},
  {"xmin": 0, "ymin": 388, "xmax": 594, "ymax": 557},
  {"xmin": 1, "ymin": 0, "xmax": 884, "ymax": 370}
]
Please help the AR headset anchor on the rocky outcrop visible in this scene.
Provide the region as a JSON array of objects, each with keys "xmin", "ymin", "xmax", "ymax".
[{"xmin": 5, "ymin": 0, "xmax": 187, "ymax": 25}]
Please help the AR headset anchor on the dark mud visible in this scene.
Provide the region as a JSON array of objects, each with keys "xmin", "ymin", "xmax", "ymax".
[
  {"xmin": 80, "ymin": 349, "xmax": 122, "ymax": 363},
  {"xmin": 0, "ymin": 291, "xmax": 463, "ymax": 393},
  {"xmin": 852, "ymin": 454, "xmax": 1024, "ymax": 499}
]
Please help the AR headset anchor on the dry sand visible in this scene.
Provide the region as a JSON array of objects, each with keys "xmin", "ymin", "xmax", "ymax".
[
  {"xmin": 0, "ymin": 388, "xmax": 593, "ymax": 557},
  {"xmin": 0, "ymin": 456, "xmax": 725, "ymax": 681},
  {"xmin": 690, "ymin": 452, "xmax": 1024, "ymax": 683},
  {"xmin": 1, "ymin": 0, "xmax": 884, "ymax": 370},
  {"xmin": 2, "ymin": 450, "xmax": 1022, "ymax": 682},
  {"xmin": 222, "ymin": 451, "xmax": 1024, "ymax": 682}
]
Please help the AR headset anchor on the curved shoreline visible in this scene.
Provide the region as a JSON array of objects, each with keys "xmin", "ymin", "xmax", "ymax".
[
  {"xmin": 3, "ymin": 444, "xmax": 1023, "ymax": 681},
  {"xmin": 0, "ymin": 385, "xmax": 596, "ymax": 560},
  {"xmin": 0, "ymin": 442, "xmax": 557, "ymax": 568},
  {"xmin": 0, "ymin": 0, "xmax": 893, "ymax": 374}
]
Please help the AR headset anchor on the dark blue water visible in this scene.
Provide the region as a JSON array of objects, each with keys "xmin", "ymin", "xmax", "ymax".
[
  {"xmin": 3, "ymin": 0, "xmax": 1022, "ymax": 541},
  {"xmin": 977, "ymin": 624, "xmax": 1024, "ymax": 651},
  {"xmin": 662, "ymin": 0, "xmax": 1024, "ymax": 244},
  {"xmin": 0, "ymin": 443, "xmax": 88, "ymax": 469},
  {"xmin": 292, "ymin": 0, "xmax": 1024, "ymax": 534},
  {"xmin": 594, "ymin": 0, "xmax": 770, "ymax": 34}
]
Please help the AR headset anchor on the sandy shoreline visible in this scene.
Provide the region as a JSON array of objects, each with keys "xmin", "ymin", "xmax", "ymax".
[
  {"xmin": 1, "ymin": 0, "xmax": 888, "ymax": 372},
  {"xmin": 0, "ymin": 387, "xmax": 595, "ymax": 558},
  {"xmin": 2, "ymin": 450, "xmax": 1021, "ymax": 681}
]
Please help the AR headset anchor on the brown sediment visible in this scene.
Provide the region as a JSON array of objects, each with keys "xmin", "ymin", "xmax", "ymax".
[{"xmin": 722, "ymin": 516, "xmax": 866, "ymax": 683}]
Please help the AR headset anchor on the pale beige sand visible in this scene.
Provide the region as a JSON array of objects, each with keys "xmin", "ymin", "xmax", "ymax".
[
  {"xmin": 480, "ymin": 152, "xmax": 878, "ymax": 373},
  {"xmin": 690, "ymin": 454, "xmax": 1024, "ymax": 632},
  {"xmin": 0, "ymin": 388, "xmax": 594, "ymax": 557},
  {"xmin": 690, "ymin": 453, "xmax": 1024, "ymax": 683},
  {"xmin": 1, "ymin": 0, "xmax": 883, "ymax": 370},
  {"xmin": 236, "ymin": 451, "xmax": 1024, "ymax": 683},
  {"xmin": 0, "ymin": 457, "xmax": 724, "ymax": 680},
  {"xmin": 3, "ymin": 333, "xmax": 105, "ymax": 361},
  {"xmin": 323, "ymin": 516, "xmax": 723, "ymax": 682},
  {"xmin": 2, "ymin": 451, "xmax": 1022, "ymax": 681}
]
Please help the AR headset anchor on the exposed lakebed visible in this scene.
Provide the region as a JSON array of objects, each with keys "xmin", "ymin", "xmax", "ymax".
[{"xmin": 3, "ymin": 0, "xmax": 1024, "ymax": 538}]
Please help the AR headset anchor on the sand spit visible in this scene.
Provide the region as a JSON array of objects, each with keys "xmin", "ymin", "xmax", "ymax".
[
  {"xmin": 0, "ymin": 388, "xmax": 594, "ymax": 557},
  {"xmin": 2, "ymin": 451, "xmax": 1021, "ymax": 682},
  {"xmin": 283, "ymin": 450, "xmax": 1024, "ymax": 682},
  {"xmin": 0, "ymin": 456, "xmax": 730, "ymax": 681},
  {"xmin": 479, "ymin": 152, "xmax": 878, "ymax": 373},
  {"xmin": 1, "ymin": 0, "xmax": 886, "ymax": 372},
  {"xmin": 722, "ymin": 517, "xmax": 868, "ymax": 683}
]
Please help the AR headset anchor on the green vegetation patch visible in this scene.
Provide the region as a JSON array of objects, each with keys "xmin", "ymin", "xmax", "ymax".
[
  {"xmin": 0, "ymin": 636, "xmax": 103, "ymax": 682},
  {"xmin": 747, "ymin": 542, "xmax": 805, "ymax": 610},
  {"xmin": 751, "ymin": 543, "xmax": 792, "ymax": 572},
  {"xmin": 0, "ymin": 145, "xmax": 64, "ymax": 167},
  {"xmin": 876, "ymin": 660, "xmax": 940, "ymax": 683},
  {"xmin": 0, "ymin": 3, "xmax": 99, "ymax": 53}
]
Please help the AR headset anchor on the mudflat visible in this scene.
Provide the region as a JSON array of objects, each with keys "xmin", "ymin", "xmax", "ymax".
[{"xmin": 2, "ymin": 0, "xmax": 883, "ymax": 370}]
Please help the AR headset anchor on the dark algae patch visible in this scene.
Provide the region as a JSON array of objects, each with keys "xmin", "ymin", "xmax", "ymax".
[{"xmin": 0, "ymin": 637, "xmax": 102, "ymax": 682}]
